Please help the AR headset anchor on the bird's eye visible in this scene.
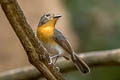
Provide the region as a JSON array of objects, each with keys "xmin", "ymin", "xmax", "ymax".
[{"xmin": 46, "ymin": 14, "xmax": 50, "ymax": 17}]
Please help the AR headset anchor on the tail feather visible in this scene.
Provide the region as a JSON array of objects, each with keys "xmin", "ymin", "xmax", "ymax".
[{"xmin": 71, "ymin": 53, "xmax": 90, "ymax": 73}]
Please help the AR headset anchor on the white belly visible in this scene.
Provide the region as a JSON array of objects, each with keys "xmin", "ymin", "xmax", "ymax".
[
  {"xmin": 42, "ymin": 42, "xmax": 64, "ymax": 56},
  {"xmin": 41, "ymin": 42, "xmax": 70, "ymax": 59}
]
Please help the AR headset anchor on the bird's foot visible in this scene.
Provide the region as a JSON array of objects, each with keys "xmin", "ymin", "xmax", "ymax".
[
  {"xmin": 48, "ymin": 56, "xmax": 60, "ymax": 72},
  {"xmin": 56, "ymin": 66, "xmax": 60, "ymax": 72}
]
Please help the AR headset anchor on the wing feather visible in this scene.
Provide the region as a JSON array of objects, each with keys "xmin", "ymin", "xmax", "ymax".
[
  {"xmin": 54, "ymin": 29, "xmax": 73, "ymax": 55},
  {"xmin": 53, "ymin": 29, "xmax": 90, "ymax": 73}
]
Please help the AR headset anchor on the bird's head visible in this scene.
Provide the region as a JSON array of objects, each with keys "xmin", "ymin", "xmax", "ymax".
[{"xmin": 38, "ymin": 13, "xmax": 62, "ymax": 26}]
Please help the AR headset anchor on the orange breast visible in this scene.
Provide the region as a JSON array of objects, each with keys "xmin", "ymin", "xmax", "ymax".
[{"xmin": 37, "ymin": 26, "xmax": 56, "ymax": 44}]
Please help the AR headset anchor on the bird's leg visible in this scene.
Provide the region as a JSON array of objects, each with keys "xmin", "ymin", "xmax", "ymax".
[
  {"xmin": 53, "ymin": 51, "xmax": 62, "ymax": 71},
  {"xmin": 49, "ymin": 54, "xmax": 61, "ymax": 72},
  {"xmin": 48, "ymin": 54, "xmax": 59, "ymax": 64},
  {"xmin": 52, "ymin": 50, "xmax": 63, "ymax": 64},
  {"xmin": 49, "ymin": 54, "xmax": 61, "ymax": 64},
  {"xmin": 48, "ymin": 56, "xmax": 53, "ymax": 65},
  {"xmin": 54, "ymin": 56, "xmax": 59, "ymax": 64},
  {"xmin": 54, "ymin": 56, "xmax": 60, "ymax": 72}
]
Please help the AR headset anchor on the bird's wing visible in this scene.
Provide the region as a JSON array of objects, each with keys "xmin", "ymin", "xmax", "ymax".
[
  {"xmin": 54, "ymin": 29, "xmax": 90, "ymax": 73},
  {"xmin": 53, "ymin": 29, "xmax": 74, "ymax": 55}
]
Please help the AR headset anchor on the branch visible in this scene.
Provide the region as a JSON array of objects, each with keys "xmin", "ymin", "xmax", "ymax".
[
  {"xmin": 0, "ymin": 0, "xmax": 65, "ymax": 80},
  {"xmin": 0, "ymin": 66, "xmax": 40, "ymax": 80},
  {"xmin": 81, "ymin": 49, "xmax": 120, "ymax": 66},
  {"xmin": 0, "ymin": 49, "xmax": 120, "ymax": 80}
]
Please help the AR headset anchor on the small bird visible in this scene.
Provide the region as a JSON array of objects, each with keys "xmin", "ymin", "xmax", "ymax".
[{"xmin": 37, "ymin": 13, "xmax": 90, "ymax": 73}]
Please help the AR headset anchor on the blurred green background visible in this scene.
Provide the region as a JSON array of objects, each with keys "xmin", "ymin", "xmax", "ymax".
[
  {"xmin": 63, "ymin": 0, "xmax": 120, "ymax": 80},
  {"xmin": 64, "ymin": 0, "xmax": 120, "ymax": 52}
]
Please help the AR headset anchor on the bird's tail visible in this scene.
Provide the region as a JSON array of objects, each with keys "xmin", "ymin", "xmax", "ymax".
[{"xmin": 71, "ymin": 52, "xmax": 90, "ymax": 73}]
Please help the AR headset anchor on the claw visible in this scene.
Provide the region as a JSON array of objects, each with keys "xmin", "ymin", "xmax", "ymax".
[{"xmin": 56, "ymin": 67, "xmax": 60, "ymax": 72}]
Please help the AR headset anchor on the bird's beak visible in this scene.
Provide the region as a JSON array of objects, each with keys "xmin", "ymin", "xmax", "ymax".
[{"xmin": 53, "ymin": 15, "xmax": 62, "ymax": 19}]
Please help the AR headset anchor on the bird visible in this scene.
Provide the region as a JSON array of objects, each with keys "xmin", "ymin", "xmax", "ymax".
[{"xmin": 37, "ymin": 13, "xmax": 90, "ymax": 73}]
